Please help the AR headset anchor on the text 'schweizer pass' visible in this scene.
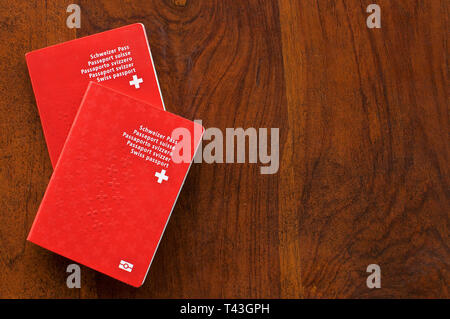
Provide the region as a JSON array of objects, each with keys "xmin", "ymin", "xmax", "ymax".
[
  {"xmin": 26, "ymin": 23, "xmax": 165, "ymax": 166},
  {"xmin": 27, "ymin": 83, "xmax": 204, "ymax": 287}
]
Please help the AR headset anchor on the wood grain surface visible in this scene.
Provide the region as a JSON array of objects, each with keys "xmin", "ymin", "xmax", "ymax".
[{"xmin": 0, "ymin": 0, "xmax": 448, "ymax": 298}]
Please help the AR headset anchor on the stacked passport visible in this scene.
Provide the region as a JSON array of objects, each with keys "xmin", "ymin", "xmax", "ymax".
[{"xmin": 26, "ymin": 24, "xmax": 203, "ymax": 287}]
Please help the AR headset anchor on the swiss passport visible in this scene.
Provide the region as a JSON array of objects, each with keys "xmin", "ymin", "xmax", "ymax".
[
  {"xmin": 27, "ymin": 82, "xmax": 203, "ymax": 287},
  {"xmin": 26, "ymin": 23, "xmax": 165, "ymax": 166}
]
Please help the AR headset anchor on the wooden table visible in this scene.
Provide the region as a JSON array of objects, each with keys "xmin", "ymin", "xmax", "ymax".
[{"xmin": 0, "ymin": 0, "xmax": 447, "ymax": 298}]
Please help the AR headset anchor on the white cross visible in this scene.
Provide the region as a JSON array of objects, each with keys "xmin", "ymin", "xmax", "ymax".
[
  {"xmin": 155, "ymin": 169, "xmax": 169, "ymax": 184},
  {"xmin": 129, "ymin": 75, "xmax": 143, "ymax": 89}
]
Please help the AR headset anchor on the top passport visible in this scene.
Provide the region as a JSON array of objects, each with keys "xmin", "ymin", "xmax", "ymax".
[{"xmin": 26, "ymin": 23, "xmax": 165, "ymax": 166}]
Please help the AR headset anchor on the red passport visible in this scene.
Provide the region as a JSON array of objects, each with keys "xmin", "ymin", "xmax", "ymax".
[
  {"xmin": 26, "ymin": 23, "xmax": 165, "ymax": 166},
  {"xmin": 27, "ymin": 82, "xmax": 203, "ymax": 287}
]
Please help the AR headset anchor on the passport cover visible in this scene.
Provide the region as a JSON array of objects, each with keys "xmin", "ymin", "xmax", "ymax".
[
  {"xmin": 27, "ymin": 82, "xmax": 203, "ymax": 287},
  {"xmin": 26, "ymin": 23, "xmax": 165, "ymax": 166}
]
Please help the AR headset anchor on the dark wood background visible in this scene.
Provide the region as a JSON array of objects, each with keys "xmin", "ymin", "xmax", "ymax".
[{"xmin": 0, "ymin": 0, "xmax": 448, "ymax": 298}]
